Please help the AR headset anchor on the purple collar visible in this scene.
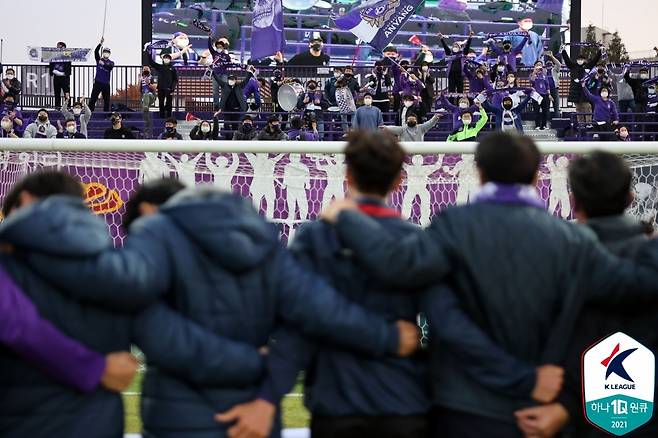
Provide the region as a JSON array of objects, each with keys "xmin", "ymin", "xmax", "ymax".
[{"xmin": 472, "ymin": 182, "xmax": 545, "ymax": 209}]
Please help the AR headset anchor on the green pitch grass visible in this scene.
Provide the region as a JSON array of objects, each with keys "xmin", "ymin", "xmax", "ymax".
[{"xmin": 122, "ymin": 371, "xmax": 310, "ymax": 433}]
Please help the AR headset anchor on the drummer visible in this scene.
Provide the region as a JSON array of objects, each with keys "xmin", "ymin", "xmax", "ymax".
[{"xmin": 296, "ymin": 79, "xmax": 330, "ymax": 139}]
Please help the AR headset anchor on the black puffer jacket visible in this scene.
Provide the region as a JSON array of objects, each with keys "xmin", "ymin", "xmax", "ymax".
[{"xmin": 562, "ymin": 49, "xmax": 601, "ymax": 103}]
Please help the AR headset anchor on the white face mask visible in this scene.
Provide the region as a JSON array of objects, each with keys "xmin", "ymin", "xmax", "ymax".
[
  {"xmin": 1, "ymin": 120, "xmax": 11, "ymax": 130},
  {"xmin": 66, "ymin": 125, "xmax": 76, "ymax": 134},
  {"xmin": 452, "ymin": 46, "xmax": 460, "ymax": 53},
  {"xmin": 600, "ymin": 92, "xmax": 609, "ymax": 98},
  {"xmin": 459, "ymin": 102, "xmax": 468, "ymax": 109},
  {"xmin": 576, "ymin": 59, "xmax": 585, "ymax": 65},
  {"xmin": 201, "ymin": 125, "xmax": 211, "ymax": 133},
  {"xmin": 649, "ymin": 87, "xmax": 656, "ymax": 94},
  {"xmin": 102, "ymin": 52, "xmax": 110, "ymax": 59},
  {"xmin": 421, "ymin": 66, "xmax": 429, "ymax": 72},
  {"xmin": 497, "ymin": 67, "xmax": 505, "ymax": 73},
  {"xmin": 620, "ymin": 130, "xmax": 628, "ymax": 138},
  {"xmin": 334, "ymin": 72, "xmax": 342, "ymax": 79},
  {"xmin": 403, "ymin": 101, "xmax": 413, "ymax": 108},
  {"xmin": 228, "ymin": 80, "xmax": 236, "ymax": 86},
  {"xmin": 462, "ymin": 118, "xmax": 472, "ymax": 125},
  {"xmin": 508, "ymin": 77, "xmax": 515, "ymax": 83},
  {"xmin": 175, "ymin": 38, "xmax": 189, "ymax": 49},
  {"xmin": 73, "ymin": 108, "xmax": 82, "ymax": 116},
  {"xmin": 363, "ymin": 98, "xmax": 372, "ymax": 105},
  {"xmin": 5, "ymin": 74, "xmax": 14, "ymax": 80},
  {"xmin": 640, "ymin": 74, "xmax": 649, "ymax": 80}
]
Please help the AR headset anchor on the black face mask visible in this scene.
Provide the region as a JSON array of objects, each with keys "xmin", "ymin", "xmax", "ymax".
[
  {"xmin": 503, "ymin": 44, "xmax": 512, "ymax": 51},
  {"xmin": 143, "ymin": 70, "xmax": 150, "ymax": 76},
  {"xmin": 311, "ymin": 43, "xmax": 322, "ymax": 51},
  {"xmin": 165, "ymin": 127, "xmax": 175, "ymax": 133},
  {"xmin": 270, "ymin": 124, "xmax": 280, "ymax": 132},
  {"xmin": 242, "ymin": 123, "xmax": 253, "ymax": 132},
  {"xmin": 376, "ymin": 66, "xmax": 383, "ymax": 73},
  {"xmin": 111, "ymin": 117, "xmax": 121, "ymax": 125},
  {"xmin": 597, "ymin": 68, "xmax": 605, "ymax": 74},
  {"xmin": 503, "ymin": 103, "xmax": 513, "ymax": 110},
  {"xmin": 308, "ymin": 85, "xmax": 316, "ymax": 91},
  {"xmin": 38, "ymin": 115, "xmax": 48, "ymax": 122},
  {"xmin": 407, "ymin": 120, "xmax": 417, "ymax": 127}
]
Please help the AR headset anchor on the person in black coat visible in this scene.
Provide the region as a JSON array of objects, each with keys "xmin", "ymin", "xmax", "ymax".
[
  {"xmin": 515, "ymin": 151, "xmax": 658, "ymax": 438},
  {"xmin": 218, "ymin": 73, "xmax": 248, "ymax": 140},
  {"xmin": 190, "ymin": 112, "xmax": 220, "ymax": 140},
  {"xmin": 625, "ymin": 67, "xmax": 651, "ymax": 112},
  {"xmin": 49, "ymin": 42, "xmax": 72, "ymax": 109},
  {"xmin": 561, "ymin": 47, "xmax": 602, "ymax": 121},
  {"xmin": 323, "ymin": 132, "xmax": 658, "ymax": 438},
  {"xmin": 103, "ymin": 112, "xmax": 135, "ymax": 139},
  {"xmin": 148, "ymin": 52, "xmax": 178, "ymax": 118}
]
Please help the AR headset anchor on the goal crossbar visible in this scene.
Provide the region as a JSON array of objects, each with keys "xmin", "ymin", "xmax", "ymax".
[{"xmin": 2, "ymin": 139, "xmax": 658, "ymax": 154}]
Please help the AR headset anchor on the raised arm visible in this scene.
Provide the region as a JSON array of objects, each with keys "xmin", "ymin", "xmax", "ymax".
[
  {"xmin": 586, "ymin": 49, "xmax": 602, "ymax": 70},
  {"xmin": 419, "ymin": 114, "xmax": 441, "ymax": 134},
  {"xmin": 514, "ymin": 33, "xmax": 529, "ymax": 54},
  {"xmin": 94, "ymin": 43, "xmax": 102, "ymax": 63},
  {"xmin": 474, "ymin": 106, "xmax": 489, "ymax": 130}
]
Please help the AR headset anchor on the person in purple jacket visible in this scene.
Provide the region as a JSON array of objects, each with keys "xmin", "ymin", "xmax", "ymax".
[
  {"xmin": 488, "ymin": 33, "xmax": 529, "ymax": 72},
  {"xmin": 530, "ymin": 61, "xmax": 552, "ymax": 130},
  {"xmin": 88, "ymin": 37, "xmax": 114, "ymax": 112},
  {"xmin": 465, "ymin": 64, "xmax": 492, "ymax": 94},
  {"xmin": 582, "ymin": 82, "xmax": 620, "ymax": 141},
  {"xmin": 0, "ymin": 266, "xmax": 138, "ymax": 393},
  {"xmin": 0, "ymin": 95, "xmax": 24, "ymax": 137},
  {"xmin": 438, "ymin": 92, "xmax": 478, "ymax": 130}
]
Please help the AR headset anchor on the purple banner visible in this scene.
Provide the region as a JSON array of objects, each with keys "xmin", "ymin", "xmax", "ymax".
[{"xmin": 251, "ymin": 0, "xmax": 286, "ymax": 60}]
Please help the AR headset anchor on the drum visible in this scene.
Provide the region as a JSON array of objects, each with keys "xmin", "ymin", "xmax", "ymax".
[{"xmin": 277, "ymin": 82, "xmax": 305, "ymax": 112}]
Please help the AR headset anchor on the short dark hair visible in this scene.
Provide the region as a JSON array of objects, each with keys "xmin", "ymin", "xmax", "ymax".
[
  {"xmin": 569, "ymin": 151, "xmax": 632, "ymax": 218},
  {"xmin": 2, "ymin": 171, "xmax": 83, "ymax": 217},
  {"xmin": 363, "ymin": 92, "xmax": 374, "ymax": 98},
  {"xmin": 5, "ymin": 67, "xmax": 15, "ymax": 74},
  {"xmin": 383, "ymin": 46, "xmax": 397, "ymax": 53},
  {"xmin": 267, "ymin": 115, "xmax": 280, "ymax": 124},
  {"xmin": 344, "ymin": 130, "xmax": 405, "ymax": 196},
  {"xmin": 165, "ymin": 117, "xmax": 177, "ymax": 126},
  {"xmin": 242, "ymin": 114, "xmax": 253, "ymax": 122},
  {"xmin": 123, "ymin": 178, "xmax": 185, "ymax": 229},
  {"xmin": 290, "ymin": 116, "xmax": 303, "ymax": 130},
  {"xmin": 475, "ymin": 132, "xmax": 541, "ymax": 185}
]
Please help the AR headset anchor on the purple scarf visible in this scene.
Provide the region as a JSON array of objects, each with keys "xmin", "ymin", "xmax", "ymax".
[{"xmin": 472, "ymin": 182, "xmax": 545, "ymax": 209}]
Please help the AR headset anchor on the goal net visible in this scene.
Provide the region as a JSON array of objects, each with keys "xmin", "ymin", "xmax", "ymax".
[{"xmin": 0, "ymin": 147, "xmax": 656, "ymax": 246}]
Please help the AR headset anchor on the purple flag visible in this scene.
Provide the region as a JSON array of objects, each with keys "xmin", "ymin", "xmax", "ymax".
[
  {"xmin": 334, "ymin": 0, "xmax": 423, "ymax": 51},
  {"xmin": 536, "ymin": 0, "xmax": 564, "ymax": 15},
  {"xmin": 251, "ymin": 0, "xmax": 286, "ymax": 60}
]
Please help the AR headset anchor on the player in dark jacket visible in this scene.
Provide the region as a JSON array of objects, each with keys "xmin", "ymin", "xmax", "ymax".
[
  {"xmin": 323, "ymin": 132, "xmax": 658, "ymax": 438},
  {"xmin": 89, "ymin": 38, "xmax": 114, "ymax": 112},
  {"xmin": 21, "ymin": 179, "xmax": 418, "ymax": 438},
  {"xmin": 561, "ymin": 47, "xmax": 602, "ymax": 120},
  {"xmin": 148, "ymin": 52, "xmax": 178, "ymax": 118},
  {"xmin": 49, "ymin": 41, "xmax": 72, "ymax": 109}
]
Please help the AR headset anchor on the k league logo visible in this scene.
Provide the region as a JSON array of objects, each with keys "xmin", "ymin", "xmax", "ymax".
[{"xmin": 583, "ymin": 332, "xmax": 655, "ymax": 435}]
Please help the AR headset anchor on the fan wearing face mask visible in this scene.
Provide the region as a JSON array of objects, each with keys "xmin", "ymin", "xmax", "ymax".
[
  {"xmin": 414, "ymin": 61, "xmax": 436, "ymax": 115},
  {"xmin": 296, "ymin": 80, "xmax": 329, "ymax": 139},
  {"xmin": 615, "ymin": 125, "xmax": 632, "ymax": 142},
  {"xmin": 438, "ymin": 28, "xmax": 474, "ymax": 94},
  {"xmin": 49, "ymin": 42, "xmax": 72, "ymax": 109},
  {"xmin": 397, "ymin": 95, "xmax": 425, "ymax": 126},
  {"xmin": 464, "ymin": 64, "xmax": 492, "ymax": 96},
  {"xmin": 561, "ymin": 45, "xmax": 602, "ymax": 122},
  {"xmin": 0, "ymin": 96, "xmax": 25, "ymax": 137},
  {"xmin": 582, "ymin": 82, "xmax": 619, "ymax": 141},
  {"xmin": 190, "ymin": 111, "xmax": 221, "ymax": 141},
  {"xmin": 507, "ymin": 17, "xmax": 543, "ymax": 67},
  {"xmin": 56, "ymin": 117, "xmax": 86, "ymax": 139},
  {"xmin": 218, "ymin": 74, "xmax": 248, "ymax": 140},
  {"xmin": 1, "ymin": 67, "xmax": 22, "ymax": 104},
  {"xmin": 88, "ymin": 37, "xmax": 114, "ymax": 112},
  {"xmin": 61, "ymin": 98, "xmax": 92, "ymax": 138},
  {"xmin": 353, "ymin": 93, "xmax": 384, "ymax": 133},
  {"xmin": 483, "ymin": 92, "xmax": 532, "ymax": 134},
  {"xmin": 439, "ymin": 93, "xmax": 477, "ymax": 130},
  {"xmin": 233, "ymin": 114, "xmax": 258, "ymax": 141},
  {"xmin": 381, "ymin": 111, "xmax": 442, "ymax": 142},
  {"xmin": 159, "ymin": 31, "xmax": 198, "ymax": 66},
  {"xmin": 147, "ymin": 51, "xmax": 178, "ymax": 119},
  {"xmin": 24, "ymin": 109, "xmax": 57, "ymax": 139},
  {"xmin": 625, "ymin": 67, "xmax": 654, "ymax": 113},
  {"xmin": 488, "ymin": 35, "xmax": 529, "ymax": 73},
  {"xmin": 287, "ymin": 37, "xmax": 330, "ymax": 67},
  {"xmin": 529, "ymin": 62, "xmax": 551, "ymax": 131},
  {"xmin": 446, "ymin": 103, "xmax": 489, "ymax": 142},
  {"xmin": 0, "ymin": 116, "xmax": 18, "ymax": 138}
]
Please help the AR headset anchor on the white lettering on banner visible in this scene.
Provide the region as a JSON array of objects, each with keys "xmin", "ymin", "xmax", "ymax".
[
  {"xmin": 383, "ymin": 5, "xmax": 414, "ymax": 38},
  {"xmin": 26, "ymin": 73, "xmax": 38, "ymax": 91},
  {"xmin": 23, "ymin": 68, "xmax": 51, "ymax": 94}
]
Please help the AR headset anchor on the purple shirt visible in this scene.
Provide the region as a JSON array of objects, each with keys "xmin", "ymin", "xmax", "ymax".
[
  {"xmin": 0, "ymin": 266, "xmax": 105, "ymax": 392},
  {"xmin": 242, "ymin": 76, "xmax": 262, "ymax": 108},
  {"xmin": 464, "ymin": 68, "xmax": 491, "ymax": 94},
  {"xmin": 489, "ymin": 35, "xmax": 528, "ymax": 72},
  {"xmin": 531, "ymin": 72, "xmax": 550, "ymax": 96},
  {"xmin": 583, "ymin": 86, "xmax": 619, "ymax": 123}
]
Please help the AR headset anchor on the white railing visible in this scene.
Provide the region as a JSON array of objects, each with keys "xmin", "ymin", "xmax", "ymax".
[{"xmin": 1, "ymin": 139, "xmax": 658, "ymax": 154}]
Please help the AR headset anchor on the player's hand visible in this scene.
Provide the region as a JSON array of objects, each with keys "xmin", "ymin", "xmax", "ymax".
[
  {"xmin": 437, "ymin": 32, "xmax": 444, "ymax": 39},
  {"xmin": 396, "ymin": 320, "xmax": 420, "ymax": 357},
  {"xmin": 320, "ymin": 198, "xmax": 358, "ymax": 223},
  {"xmin": 468, "ymin": 25, "xmax": 474, "ymax": 37},
  {"xmin": 515, "ymin": 403, "xmax": 569, "ymax": 438},
  {"xmin": 532, "ymin": 365, "xmax": 564, "ymax": 403},
  {"xmin": 100, "ymin": 37, "xmax": 105, "ymax": 44},
  {"xmin": 101, "ymin": 352, "xmax": 138, "ymax": 392},
  {"xmin": 215, "ymin": 398, "xmax": 276, "ymax": 438}
]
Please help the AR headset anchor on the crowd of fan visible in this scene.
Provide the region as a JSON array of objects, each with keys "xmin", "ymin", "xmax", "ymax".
[{"xmin": 1, "ymin": 33, "xmax": 657, "ymax": 142}]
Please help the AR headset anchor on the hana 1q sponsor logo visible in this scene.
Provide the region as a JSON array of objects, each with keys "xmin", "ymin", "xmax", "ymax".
[{"xmin": 583, "ymin": 332, "xmax": 655, "ymax": 435}]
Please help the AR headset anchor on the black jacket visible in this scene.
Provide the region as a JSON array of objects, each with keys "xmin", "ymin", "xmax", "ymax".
[
  {"xmin": 190, "ymin": 118, "xmax": 220, "ymax": 140},
  {"xmin": 104, "ymin": 126, "xmax": 135, "ymax": 139},
  {"xmin": 56, "ymin": 131, "xmax": 86, "ymax": 139},
  {"xmin": 560, "ymin": 215, "xmax": 658, "ymax": 437},
  {"xmin": 334, "ymin": 202, "xmax": 658, "ymax": 422},
  {"xmin": 148, "ymin": 56, "xmax": 178, "ymax": 93},
  {"xmin": 562, "ymin": 49, "xmax": 601, "ymax": 103},
  {"xmin": 625, "ymin": 71, "xmax": 649, "ymax": 108},
  {"xmin": 218, "ymin": 77, "xmax": 248, "ymax": 112},
  {"xmin": 49, "ymin": 61, "xmax": 72, "ymax": 77}
]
